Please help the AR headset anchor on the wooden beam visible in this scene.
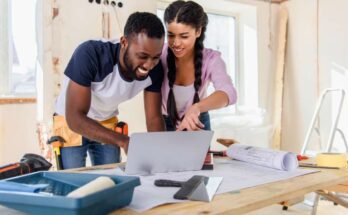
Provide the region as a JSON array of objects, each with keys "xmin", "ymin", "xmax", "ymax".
[
  {"xmin": 272, "ymin": 0, "xmax": 288, "ymax": 3},
  {"xmin": 272, "ymin": 7, "xmax": 288, "ymax": 149},
  {"xmin": 0, "ymin": 98, "xmax": 36, "ymax": 104},
  {"xmin": 257, "ymin": 0, "xmax": 288, "ymax": 3}
]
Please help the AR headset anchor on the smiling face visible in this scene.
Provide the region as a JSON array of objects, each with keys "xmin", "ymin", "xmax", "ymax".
[
  {"xmin": 119, "ymin": 32, "xmax": 164, "ymax": 81},
  {"xmin": 166, "ymin": 21, "xmax": 201, "ymax": 59}
]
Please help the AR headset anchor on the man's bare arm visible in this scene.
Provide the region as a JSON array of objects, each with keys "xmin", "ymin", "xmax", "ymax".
[
  {"xmin": 144, "ymin": 91, "xmax": 165, "ymax": 131},
  {"xmin": 65, "ymin": 80, "xmax": 129, "ymax": 149}
]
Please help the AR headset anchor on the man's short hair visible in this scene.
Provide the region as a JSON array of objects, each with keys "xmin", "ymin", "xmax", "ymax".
[{"xmin": 124, "ymin": 12, "xmax": 164, "ymax": 39}]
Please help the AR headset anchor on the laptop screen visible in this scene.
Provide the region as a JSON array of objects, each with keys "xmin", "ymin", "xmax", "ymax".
[{"xmin": 125, "ymin": 131, "xmax": 213, "ymax": 175}]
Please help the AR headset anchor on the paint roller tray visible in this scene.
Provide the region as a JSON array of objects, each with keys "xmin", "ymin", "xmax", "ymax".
[{"xmin": 0, "ymin": 171, "xmax": 140, "ymax": 215}]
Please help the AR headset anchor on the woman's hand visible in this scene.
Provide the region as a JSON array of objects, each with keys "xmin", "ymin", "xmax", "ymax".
[{"xmin": 177, "ymin": 104, "xmax": 205, "ymax": 131}]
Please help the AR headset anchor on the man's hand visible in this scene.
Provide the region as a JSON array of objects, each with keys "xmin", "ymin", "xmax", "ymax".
[
  {"xmin": 66, "ymin": 80, "xmax": 128, "ymax": 148},
  {"xmin": 177, "ymin": 104, "xmax": 204, "ymax": 131},
  {"xmin": 117, "ymin": 134, "xmax": 130, "ymax": 154}
]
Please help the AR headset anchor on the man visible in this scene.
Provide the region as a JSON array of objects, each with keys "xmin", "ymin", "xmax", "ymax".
[{"xmin": 53, "ymin": 12, "xmax": 165, "ymax": 169}]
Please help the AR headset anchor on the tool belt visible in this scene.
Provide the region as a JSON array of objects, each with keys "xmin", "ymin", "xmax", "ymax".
[{"xmin": 53, "ymin": 115, "xmax": 118, "ymax": 147}]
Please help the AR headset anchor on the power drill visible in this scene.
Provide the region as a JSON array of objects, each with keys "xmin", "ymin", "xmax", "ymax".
[{"xmin": 0, "ymin": 154, "xmax": 52, "ymax": 180}]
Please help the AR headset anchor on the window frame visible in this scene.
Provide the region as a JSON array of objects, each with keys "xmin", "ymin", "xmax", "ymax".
[{"xmin": 0, "ymin": 0, "xmax": 10, "ymax": 96}]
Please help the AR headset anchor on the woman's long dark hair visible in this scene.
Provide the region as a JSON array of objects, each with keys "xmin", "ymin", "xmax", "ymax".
[{"xmin": 164, "ymin": 0, "xmax": 208, "ymax": 125}]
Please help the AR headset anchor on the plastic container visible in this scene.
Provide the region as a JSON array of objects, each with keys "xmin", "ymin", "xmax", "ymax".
[{"xmin": 0, "ymin": 171, "xmax": 140, "ymax": 215}]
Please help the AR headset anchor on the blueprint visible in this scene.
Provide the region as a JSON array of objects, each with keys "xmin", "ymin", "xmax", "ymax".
[
  {"xmin": 85, "ymin": 158, "xmax": 317, "ymax": 212},
  {"xmin": 227, "ymin": 144, "xmax": 299, "ymax": 171}
]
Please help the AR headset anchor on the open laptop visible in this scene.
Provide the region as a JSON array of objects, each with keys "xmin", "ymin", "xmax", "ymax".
[{"xmin": 125, "ymin": 131, "xmax": 214, "ymax": 175}]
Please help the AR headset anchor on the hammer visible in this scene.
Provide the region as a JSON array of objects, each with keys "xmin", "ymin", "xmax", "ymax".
[{"xmin": 47, "ymin": 136, "xmax": 66, "ymax": 170}]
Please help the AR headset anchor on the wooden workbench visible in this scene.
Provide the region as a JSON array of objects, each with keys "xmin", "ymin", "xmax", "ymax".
[{"xmin": 67, "ymin": 164, "xmax": 348, "ymax": 214}]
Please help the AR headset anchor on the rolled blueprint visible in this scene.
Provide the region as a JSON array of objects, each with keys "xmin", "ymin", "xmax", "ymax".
[
  {"xmin": 226, "ymin": 144, "xmax": 298, "ymax": 171},
  {"xmin": 67, "ymin": 176, "xmax": 116, "ymax": 198}
]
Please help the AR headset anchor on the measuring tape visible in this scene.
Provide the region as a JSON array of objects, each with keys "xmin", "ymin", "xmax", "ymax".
[{"xmin": 316, "ymin": 153, "xmax": 348, "ymax": 168}]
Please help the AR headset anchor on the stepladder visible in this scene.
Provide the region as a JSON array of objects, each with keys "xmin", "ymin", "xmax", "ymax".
[
  {"xmin": 301, "ymin": 88, "xmax": 348, "ymax": 156},
  {"xmin": 300, "ymin": 88, "xmax": 348, "ymax": 214}
]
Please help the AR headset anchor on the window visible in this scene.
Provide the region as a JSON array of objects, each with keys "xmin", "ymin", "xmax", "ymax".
[
  {"xmin": 157, "ymin": 9, "xmax": 236, "ymax": 87},
  {"xmin": 0, "ymin": 0, "xmax": 38, "ymax": 97},
  {"xmin": 157, "ymin": 1, "xmax": 263, "ymax": 127},
  {"xmin": 157, "ymin": 1, "xmax": 272, "ymax": 148},
  {"xmin": 157, "ymin": 3, "xmax": 260, "ymax": 113},
  {"xmin": 205, "ymin": 13, "xmax": 236, "ymax": 114},
  {"xmin": 156, "ymin": 9, "xmax": 239, "ymax": 113}
]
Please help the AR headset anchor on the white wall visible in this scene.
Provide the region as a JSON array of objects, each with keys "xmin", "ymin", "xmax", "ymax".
[
  {"xmin": 0, "ymin": 104, "xmax": 39, "ymax": 164},
  {"xmin": 282, "ymin": 0, "xmax": 348, "ymax": 153}
]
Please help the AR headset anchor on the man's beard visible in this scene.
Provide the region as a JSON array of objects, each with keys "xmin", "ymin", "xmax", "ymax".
[{"xmin": 123, "ymin": 47, "xmax": 147, "ymax": 81}]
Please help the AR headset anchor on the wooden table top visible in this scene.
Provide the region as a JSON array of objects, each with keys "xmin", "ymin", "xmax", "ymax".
[{"xmin": 66, "ymin": 163, "xmax": 348, "ymax": 215}]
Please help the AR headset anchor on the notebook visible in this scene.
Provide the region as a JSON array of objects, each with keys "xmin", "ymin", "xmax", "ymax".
[{"xmin": 125, "ymin": 131, "xmax": 213, "ymax": 175}]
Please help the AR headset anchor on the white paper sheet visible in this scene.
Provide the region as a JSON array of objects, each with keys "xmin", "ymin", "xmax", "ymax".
[
  {"xmin": 226, "ymin": 144, "xmax": 299, "ymax": 171},
  {"xmin": 85, "ymin": 158, "xmax": 316, "ymax": 212}
]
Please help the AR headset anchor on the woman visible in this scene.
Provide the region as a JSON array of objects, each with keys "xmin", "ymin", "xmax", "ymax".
[{"xmin": 161, "ymin": 0, "xmax": 237, "ymax": 131}]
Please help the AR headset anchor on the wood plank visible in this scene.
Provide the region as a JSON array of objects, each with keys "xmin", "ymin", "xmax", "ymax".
[
  {"xmin": 64, "ymin": 161, "xmax": 348, "ymax": 214},
  {"xmin": 271, "ymin": 0, "xmax": 288, "ymax": 3},
  {"xmin": 280, "ymin": 196, "xmax": 305, "ymax": 207},
  {"xmin": 256, "ymin": 0, "xmax": 288, "ymax": 4},
  {"xmin": 0, "ymin": 98, "xmax": 36, "ymax": 104},
  {"xmin": 326, "ymin": 182, "xmax": 348, "ymax": 193},
  {"xmin": 61, "ymin": 163, "xmax": 119, "ymax": 172},
  {"xmin": 110, "ymin": 169, "xmax": 348, "ymax": 214},
  {"xmin": 272, "ymin": 7, "xmax": 288, "ymax": 149}
]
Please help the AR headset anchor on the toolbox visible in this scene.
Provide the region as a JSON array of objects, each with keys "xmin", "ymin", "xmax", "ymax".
[{"xmin": 0, "ymin": 171, "xmax": 140, "ymax": 215}]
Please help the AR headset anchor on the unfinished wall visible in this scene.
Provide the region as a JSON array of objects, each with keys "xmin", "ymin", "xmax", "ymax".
[
  {"xmin": 0, "ymin": 0, "xmax": 157, "ymax": 164},
  {"xmin": 0, "ymin": 104, "xmax": 39, "ymax": 163},
  {"xmin": 5, "ymin": 0, "xmax": 322, "ymax": 164},
  {"xmin": 282, "ymin": 0, "xmax": 348, "ymax": 153},
  {"xmin": 0, "ymin": 0, "xmax": 281, "ymax": 164},
  {"xmin": 41, "ymin": 0, "xmax": 157, "ymax": 132},
  {"xmin": 46, "ymin": 0, "xmax": 281, "ymax": 152}
]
